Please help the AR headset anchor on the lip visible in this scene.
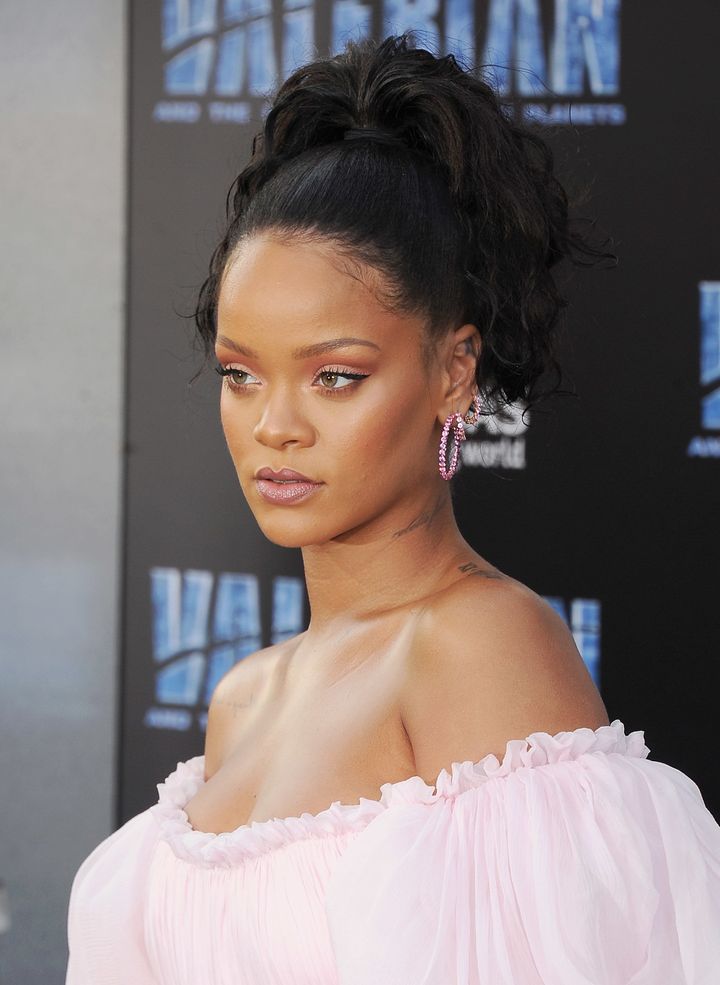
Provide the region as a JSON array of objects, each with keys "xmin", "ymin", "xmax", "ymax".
[
  {"xmin": 254, "ymin": 477, "xmax": 323, "ymax": 505},
  {"xmin": 255, "ymin": 467, "xmax": 317, "ymax": 482}
]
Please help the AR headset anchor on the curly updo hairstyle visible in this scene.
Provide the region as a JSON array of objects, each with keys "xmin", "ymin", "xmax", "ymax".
[{"xmin": 192, "ymin": 32, "xmax": 615, "ymax": 421}]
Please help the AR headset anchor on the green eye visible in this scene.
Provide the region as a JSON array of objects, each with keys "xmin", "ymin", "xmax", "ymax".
[
  {"xmin": 315, "ymin": 367, "xmax": 369, "ymax": 392},
  {"xmin": 214, "ymin": 365, "xmax": 259, "ymax": 391}
]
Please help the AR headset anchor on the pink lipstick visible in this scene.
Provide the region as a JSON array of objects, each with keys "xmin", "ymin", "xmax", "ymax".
[{"xmin": 254, "ymin": 467, "xmax": 323, "ymax": 505}]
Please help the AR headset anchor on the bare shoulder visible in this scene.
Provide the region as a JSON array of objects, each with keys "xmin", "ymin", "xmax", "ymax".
[
  {"xmin": 203, "ymin": 634, "xmax": 302, "ymax": 775},
  {"xmin": 401, "ymin": 572, "xmax": 610, "ymax": 784},
  {"xmin": 208, "ymin": 639, "xmax": 286, "ymax": 705}
]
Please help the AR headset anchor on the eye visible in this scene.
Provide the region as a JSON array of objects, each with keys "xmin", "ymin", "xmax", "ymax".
[
  {"xmin": 214, "ymin": 364, "xmax": 259, "ymax": 391},
  {"xmin": 314, "ymin": 368, "xmax": 369, "ymax": 393}
]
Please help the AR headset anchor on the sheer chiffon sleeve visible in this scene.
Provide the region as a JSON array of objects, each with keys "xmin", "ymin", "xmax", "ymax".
[{"xmin": 323, "ymin": 722, "xmax": 720, "ymax": 985}]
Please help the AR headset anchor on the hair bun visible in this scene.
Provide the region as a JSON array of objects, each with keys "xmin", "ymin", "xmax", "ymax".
[{"xmin": 191, "ymin": 31, "xmax": 616, "ymax": 421}]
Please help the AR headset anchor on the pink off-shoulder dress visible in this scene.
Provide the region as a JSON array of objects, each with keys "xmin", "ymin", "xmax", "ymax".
[{"xmin": 65, "ymin": 719, "xmax": 720, "ymax": 984}]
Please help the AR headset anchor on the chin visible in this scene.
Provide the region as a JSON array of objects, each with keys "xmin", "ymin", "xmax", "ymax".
[
  {"xmin": 255, "ymin": 516, "xmax": 335, "ymax": 550},
  {"xmin": 262, "ymin": 532, "xmax": 314, "ymax": 549}
]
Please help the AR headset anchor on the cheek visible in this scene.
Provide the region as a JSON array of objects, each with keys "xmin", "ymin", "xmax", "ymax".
[
  {"xmin": 219, "ymin": 393, "xmax": 247, "ymax": 452},
  {"xmin": 335, "ymin": 387, "xmax": 428, "ymax": 477}
]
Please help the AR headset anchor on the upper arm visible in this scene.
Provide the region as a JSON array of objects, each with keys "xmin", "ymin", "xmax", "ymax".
[{"xmin": 400, "ymin": 578, "xmax": 610, "ymax": 784}]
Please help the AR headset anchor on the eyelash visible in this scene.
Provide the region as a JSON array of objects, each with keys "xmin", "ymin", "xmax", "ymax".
[{"xmin": 214, "ymin": 363, "xmax": 370, "ymax": 397}]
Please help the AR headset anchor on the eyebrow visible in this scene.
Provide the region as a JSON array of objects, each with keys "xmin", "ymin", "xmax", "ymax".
[{"xmin": 215, "ymin": 334, "xmax": 381, "ymax": 359}]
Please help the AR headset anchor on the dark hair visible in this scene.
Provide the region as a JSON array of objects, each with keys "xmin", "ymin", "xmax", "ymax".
[{"xmin": 191, "ymin": 32, "xmax": 616, "ymax": 420}]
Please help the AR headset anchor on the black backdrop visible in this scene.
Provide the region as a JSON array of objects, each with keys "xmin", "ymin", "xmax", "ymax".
[{"xmin": 119, "ymin": 0, "xmax": 720, "ymax": 824}]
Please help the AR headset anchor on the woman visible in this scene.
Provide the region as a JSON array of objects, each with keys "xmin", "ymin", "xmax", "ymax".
[{"xmin": 66, "ymin": 33, "xmax": 720, "ymax": 984}]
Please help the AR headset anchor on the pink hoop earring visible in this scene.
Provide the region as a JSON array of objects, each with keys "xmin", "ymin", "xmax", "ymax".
[
  {"xmin": 438, "ymin": 392, "xmax": 482, "ymax": 480},
  {"xmin": 438, "ymin": 413, "xmax": 466, "ymax": 480}
]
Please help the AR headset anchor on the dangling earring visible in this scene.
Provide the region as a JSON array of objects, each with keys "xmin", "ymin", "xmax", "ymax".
[
  {"xmin": 462, "ymin": 391, "xmax": 482, "ymax": 427},
  {"xmin": 438, "ymin": 391, "xmax": 482, "ymax": 480}
]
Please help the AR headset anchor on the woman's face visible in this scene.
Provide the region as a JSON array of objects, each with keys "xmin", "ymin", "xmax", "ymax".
[{"xmin": 215, "ymin": 232, "xmax": 458, "ymax": 549}]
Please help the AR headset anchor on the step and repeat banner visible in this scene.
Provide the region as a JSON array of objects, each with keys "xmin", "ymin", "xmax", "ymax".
[{"xmin": 120, "ymin": 0, "xmax": 720, "ymax": 822}]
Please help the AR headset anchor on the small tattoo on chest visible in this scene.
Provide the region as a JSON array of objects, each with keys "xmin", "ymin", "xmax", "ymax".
[{"xmin": 214, "ymin": 694, "xmax": 255, "ymax": 717}]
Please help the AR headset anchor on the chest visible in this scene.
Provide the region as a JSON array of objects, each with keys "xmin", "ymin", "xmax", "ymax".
[{"xmin": 183, "ymin": 633, "xmax": 417, "ymax": 834}]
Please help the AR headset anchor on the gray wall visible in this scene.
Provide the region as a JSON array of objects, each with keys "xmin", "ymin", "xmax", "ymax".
[{"xmin": 0, "ymin": 2, "xmax": 125, "ymax": 981}]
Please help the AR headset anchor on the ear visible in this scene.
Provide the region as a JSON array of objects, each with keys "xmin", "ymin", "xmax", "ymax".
[{"xmin": 436, "ymin": 323, "xmax": 482, "ymax": 427}]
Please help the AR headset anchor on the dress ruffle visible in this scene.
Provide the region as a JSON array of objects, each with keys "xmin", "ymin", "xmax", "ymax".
[
  {"xmin": 149, "ymin": 718, "xmax": 649, "ymax": 867},
  {"xmin": 149, "ymin": 757, "xmax": 388, "ymax": 866},
  {"xmin": 323, "ymin": 721, "xmax": 720, "ymax": 985},
  {"xmin": 432, "ymin": 716, "xmax": 650, "ymax": 797}
]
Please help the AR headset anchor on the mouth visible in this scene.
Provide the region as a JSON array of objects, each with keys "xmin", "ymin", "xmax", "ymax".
[{"xmin": 254, "ymin": 475, "xmax": 323, "ymax": 505}]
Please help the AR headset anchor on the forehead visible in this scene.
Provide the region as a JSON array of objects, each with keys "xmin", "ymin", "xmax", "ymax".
[{"xmin": 217, "ymin": 233, "xmax": 419, "ymax": 343}]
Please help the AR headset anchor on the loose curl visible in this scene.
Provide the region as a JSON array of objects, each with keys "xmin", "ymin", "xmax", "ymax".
[{"xmin": 190, "ymin": 32, "xmax": 616, "ymax": 422}]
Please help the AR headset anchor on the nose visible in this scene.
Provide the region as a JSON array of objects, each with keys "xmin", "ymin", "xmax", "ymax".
[{"xmin": 252, "ymin": 388, "xmax": 314, "ymax": 449}]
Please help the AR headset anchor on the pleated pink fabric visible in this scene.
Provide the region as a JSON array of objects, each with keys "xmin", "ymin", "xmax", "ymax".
[{"xmin": 65, "ymin": 719, "xmax": 720, "ymax": 984}]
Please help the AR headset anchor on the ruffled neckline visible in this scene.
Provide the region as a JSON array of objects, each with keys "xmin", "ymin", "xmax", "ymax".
[{"xmin": 149, "ymin": 718, "xmax": 649, "ymax": 867}]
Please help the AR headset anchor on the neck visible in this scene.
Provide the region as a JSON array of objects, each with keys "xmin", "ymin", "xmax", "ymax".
[{"xmin": 300, "ymin": 486, "xmax": 471, "ymax": 634}]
